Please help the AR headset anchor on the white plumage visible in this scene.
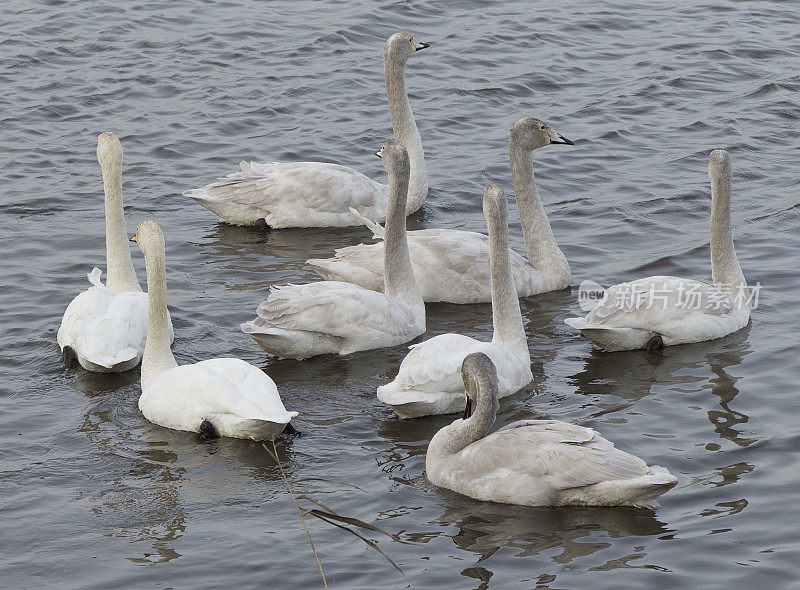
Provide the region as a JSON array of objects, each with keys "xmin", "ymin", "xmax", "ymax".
[
  {"xmin": 426, "ymin": 353, "xmax": 677, "ymax": 508},
  {"xmin": 565, "ymin": 150, "xmax": 751, "ymax": 351},
  {"xmin": 308, "ymin": 118, "xmax": 573, "ymax": 303},
  {"xmin": 241, "ymin": 140, "xmax": 425, "ymax": 360},
  {"xmin": 378, "ymin": 185, "xmax": 532, "ymax": 418},
  {"xmin": 184, "ymin": 33, "xmax": 429, "ymax": 228},
  {"xmin": 133, "ymin": 220, "xmax": 296, "ymax": 440},
  {"xmin": 57, "ymin": 132, "xmax": 173, "ymax": 372}
]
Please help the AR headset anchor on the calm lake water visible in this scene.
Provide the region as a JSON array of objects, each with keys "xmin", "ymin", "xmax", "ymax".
[{"xmin": 2, "ymin": 0, "xmax": 799, "ymax": 588}]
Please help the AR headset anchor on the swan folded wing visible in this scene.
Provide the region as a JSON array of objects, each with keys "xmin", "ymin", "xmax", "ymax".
[
  {"xmin": 192, "ymin": 358, "xmax": 297, "ymax": 423},
  {"xmin": 585, "ymin": 276, "xmax": 733, "ymax": 332},
  {"xmin": 254, "ymin": 281, "xmax": 417, "ymax": 340},
  {"xmin": 187, "ymin": 161, "xmax": 388, "ymax": 222},
  {"xmin": 474, "ymin": 420, "xmax": 651, "ymax": 491},
  {"xmin": 59, "ymin": 287, "xmax": 149, "ymax": 367}
]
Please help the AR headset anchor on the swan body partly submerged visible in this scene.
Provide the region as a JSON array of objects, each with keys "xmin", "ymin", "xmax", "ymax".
[
  {"xmin": 242, "ymin": 140, "xmax": 425, "ymax": 359},
  {"xmin": 57, "ymin": 132, "xmax": 173, "ymax": 372},
  {"xmin": 565, "ymin": 150, "xmax": 751, "ymax": 351},
  {"xmin": 184, "ymin": 33, "xmax": 429, "ymax": 228},
  {"xmin": 426, "ymin": 353, "xmax": 678, "ymax": 508},
  {"xmin": 308, "ymin": 118, "xmax": 572, "ymax": 303},
  {"xmin": 377, "ymin": 185, "xmax": 532, "ymax": 417},
  {"xmin": 132, "ymin": 220, "xmax": 296, "ymax": 440}
]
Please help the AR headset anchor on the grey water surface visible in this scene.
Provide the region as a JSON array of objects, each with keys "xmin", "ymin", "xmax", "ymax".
[{"xmin": 2, "ymin": 0, "xmax": 799, "ymax": 588}]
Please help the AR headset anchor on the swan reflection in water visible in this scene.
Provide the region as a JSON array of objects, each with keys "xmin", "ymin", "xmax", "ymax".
[{"xmin": 78, "ymin": 385, "xmax": 293, "ymax": 565}]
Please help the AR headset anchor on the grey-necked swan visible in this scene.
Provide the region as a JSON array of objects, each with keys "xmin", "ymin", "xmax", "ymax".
[
  {"xmin": 565, "ymin": 149, "xmax": 751, "ymax": 351},
  {"xmin": 377, "ymin": 185, "xmax": 532, "ymax": 418},
  {"xmin": 426, "ymin": 353, "xmax": 678, "ymax": 508},
  {"xmin": 241, "ymin": 140, "xmax": 425, "ymax": 359},
  {"xmin": 183, "ymin": 33, "xmax": 429, "ymax": 228},
  {"xmin": 308, "ymin": 117, "xmax": 572, "ymax": 303},
  {"xmin": 131, "ymin": 220, "xmax": 296, "ymax": 440},
  {"xmin": 57, "ymin": 132, "xmax": 173, "ymax": 372}
]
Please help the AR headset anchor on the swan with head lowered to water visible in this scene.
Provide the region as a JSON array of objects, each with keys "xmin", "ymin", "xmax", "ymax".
[
  {"xmin": 308, "ymin": 117, "xmax": 573, "ymax": 303},
  {"xmin": 426, "ymin": 353, "xmax": 678, "ymax": 508},
  {"xmin": 241, "ymin": 140, "xmax": 425, "ymax": 359},
  {"xmin": 377, "ymin": 185, "xmax": 532, "ymax": 418},
  {"xmin": 57, "ymin": 132, "xmax": 173, "ymax": 372},
  {"xmin": 183, "ymin": 32, "xmax": 429, "ymax": 229},
  {"xmin": 564, "ymin": 149, "xmax": 751, "ymax": 352},
  {"xmin": 131, "ymin": 220, "xmax": 297, "ymax": 441}
]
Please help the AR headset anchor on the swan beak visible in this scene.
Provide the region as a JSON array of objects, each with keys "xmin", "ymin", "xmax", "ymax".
[
  {"xmin": 374, "ymin": 148, "xmax": 383, "ymax": 158},
  {"xmin": 129, "ymin": 234, "xmax": 138, "ymax": 243},
  {"xmin": 463, "ymin": 395, "xmax": 474, "ymax": 420},
  {"xmin": 414, "ymin": 41, "xmax": 430, "ymax": 51},
  {"xmin": 547, "ymin": 128, "xmax": 575, "ymax": 145}
]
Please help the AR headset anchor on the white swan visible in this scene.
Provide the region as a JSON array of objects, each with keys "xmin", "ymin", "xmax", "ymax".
[
  {"xmin": 307, "ymin": 117, "xmax": 572, "ymax": 303},
  {"xmin": 183, "ymin": 33, "xmax": 429, "ymax": 228},
  {"xmin": 57, "ymin": 132, "xmax": 173, "ymax": 372},
  {"xmin": 241, "ymin": 140, "xmax": 425, "ymax": 359},
  {"xmin": 131, "ymin": 220, "xmax": 297, "ymax": 440},
  {"xmin": 377, "ymin": 185, "xmax": 532, "ymax": 418},
  {"xmin": 565, "ymin": 149, "xmax": 751, "ymax": 351},
  {"xmin": 426, "ymin": 353, "xmax": 678, "ymax": 508}
]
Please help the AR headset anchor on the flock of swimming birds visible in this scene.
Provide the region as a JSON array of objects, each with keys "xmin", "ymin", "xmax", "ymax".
[{"xmin": 57, "ymin": 33, "xmax": 752, "ymax": 509}]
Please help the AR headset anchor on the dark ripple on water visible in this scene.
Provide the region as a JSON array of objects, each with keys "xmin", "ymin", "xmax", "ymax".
[{"xmin": 2, "ymin": 0, "xmax": 800, "ymax": 588}]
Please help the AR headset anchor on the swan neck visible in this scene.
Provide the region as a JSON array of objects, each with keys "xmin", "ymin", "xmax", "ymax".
[
  {"xmin": 426, "ymin": 375, "xmax": 497, "ymax": 466},
  {"xmin": 142, "ymin": 246, "xmax": 177, "ymax": 389},
  {"xmin": 383, "ymin": 164, "xmax": 422, "ymax": 308},
  {"xmin": 488, "ymin": 197, "xmax": 529, "ymax": 359},
  {"xmin": 509, "ymin": 135, "xmax": 566, "ymax": 268},
  {"xmin": 710, "ymin": 171, "xmax": 746, "ymax": 297},
  {"xmin": 103, "ymin": 161, "xmax": 141, "ymax": 293},
  {"xmin": 385, "ymin": 57, "xmax": 427, "ymax": 213}
]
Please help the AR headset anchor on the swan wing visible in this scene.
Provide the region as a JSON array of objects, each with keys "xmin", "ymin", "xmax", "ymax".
[
  {"xmin": 185, "ymin": 161, "xmax": 388, "ymax": 227},
  {"xmin": 469, "ymin": 420, "xmax": 651, "ymax": 491},
  {"xmin": 251, "ymin": 281, "xmax": 420, "ymax": 341},
  {"xmin": 583, "ymin": 276, "xmax": 733, "ymax": 330}
]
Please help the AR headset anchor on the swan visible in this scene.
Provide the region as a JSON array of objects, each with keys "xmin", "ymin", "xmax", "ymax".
[
  {"xmin": 57, "ymin": 132, "xmax": 173, "ymax": 372},
  {"xmin": 183, "ymin": 32, "xmax": 429, "ymax": 229},
  {"xmin": 241, "ymin": 140, "xmax": 425, "ymax": 359},
  {"xmin": 307, "ymin": 117, "xmax": 573, "ymax": 303},
  {"xmin": 565, "ymin": 149, "xmax": 751, "ymax": 351},
  {"xmin": 131, "ymin": 220, "xmax": 297, "ymax": 440},
  {"xmin": 426, "ymin": 353, "xmax": 678, "ymax": 508},
  {"xmin": 377, "ymin": 185, "xmax": 532, "ymax": 418}
]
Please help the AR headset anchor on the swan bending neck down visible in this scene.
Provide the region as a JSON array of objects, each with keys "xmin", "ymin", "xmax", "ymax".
[
  {"xmin": 565, "ymin": 149, "xmax": 751, "ymax": 351},
  {"xmin": 56, "ymin": 132, "xmax": 171, "ymax": 373},
  {"xmin": 426, "ymin": 353, "xmax": 678, "ymax": 508},
  {"xmin": 133, "ymin": 221, "xmax": 296, "ymax": 440},
  {"xmin": 240, "ymin": 139, "xmax": 425, "ymax": 360},
  {"xmin": 183, "ymin": 32, "xmax": 428, "ymax": 228},
  {"xmin": 307, "ymin": 117, "xmax": 572, "ymax": 303},
  {"xmin": 376, "ymin": 185, "xmax": 532, "ymax": 418}
]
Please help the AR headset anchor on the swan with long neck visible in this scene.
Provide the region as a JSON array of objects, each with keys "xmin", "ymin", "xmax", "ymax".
[
  {"xmin": 240, "ymin": 140, "xmax": 425, "ymax": 359},
  {"xmin": 132, "ymin": 220, "xmax": 296, "ymax": 440},
  {"xmin": 307, "ymin": 117, "xmax": 572, "ymax": 303},
  {"xmin": 565, "ymin": 149, "xmax": 751, "ymax": 351},
  {"xmin": 57, "ymin": 132, "xmax": 173, "ymax": 372},
  {"xmin": 426, "ymin": 353, "xmax": 677, "ymax": 508},
  {"xmin": 377, "ymin": 185, "xmax": 532, "ymax": 418},
  {"xmin": 184, "ymin": 32, "xmax": 429, "ymax": 228}
]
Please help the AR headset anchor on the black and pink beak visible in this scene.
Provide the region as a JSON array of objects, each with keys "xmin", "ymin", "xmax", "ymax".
[{"xmin": 463, "ymin": 394, "xmax": 474, "ymax": 420}]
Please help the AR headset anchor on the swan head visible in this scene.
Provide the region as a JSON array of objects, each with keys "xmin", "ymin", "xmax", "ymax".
[
  {"xmin": 510, "ymin": 118, "xmax": 574, "ymax": 151},
  {"xmin": 378, "ymin": 139, "xmax": 410, "ymax": 177},
  {"xmin": 130, "ymin": 219, "xmax": 165, "ymax": 259},
  {"xmin": 385, "ymin": 33, "xmax": 429, "ymax": 64},
  {"xmin": 708, "ymin": 149, "xmax": 730, "ymax": 180},
  {"xmin": 461, "ymin": 353, "xmax": 500, "ymax": 420},
  {"xmin": 96, "ymin": 131, "xmax": 123, "ymax": 169}
]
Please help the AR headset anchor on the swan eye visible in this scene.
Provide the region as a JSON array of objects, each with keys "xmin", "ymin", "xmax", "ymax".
[{"xmin": 540, "ymin": 125, "xmax": 546, "ymax": 130}]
